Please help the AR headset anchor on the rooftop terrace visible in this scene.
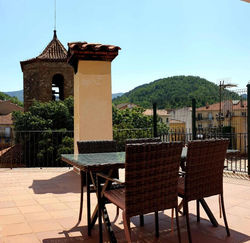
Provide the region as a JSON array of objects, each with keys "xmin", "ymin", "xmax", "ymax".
[{"xmin": 0, "ymin": 168, "xmax": 249, "ymax": 243}]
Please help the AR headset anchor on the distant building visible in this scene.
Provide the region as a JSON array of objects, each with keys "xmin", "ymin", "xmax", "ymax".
[
  {"xmin": 143, "ymin": 109, "xmax": 170, "ymax": 124},
  {"xmin": 169, "ymin": 119, "xmax": 186, "ymax": 131},
  {"xmin": 20, "ymin": 31, "xmax": 74, "ymax": 111},
  {"xmin": 196, "ymin": 100, "xmax": 247, "ymax": 152},
  {"xmin": 169, "ymin": 107, "xmax": 192, "ymax": 132},
  {"xmin": 0, "ymin": 101, "xmax": 23, "ymax": 145}
]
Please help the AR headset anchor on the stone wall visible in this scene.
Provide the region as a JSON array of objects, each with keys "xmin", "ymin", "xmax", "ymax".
[{"xmin": 22, "ymin": 61, "xmax": 74, "ymax": 111}]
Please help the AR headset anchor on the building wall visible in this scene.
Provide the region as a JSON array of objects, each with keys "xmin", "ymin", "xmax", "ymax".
[
  {"xmin": 74, "ymin": 60, "xmax": 113, "ymax": 152},
  {"xmin": 169, "ymin": 122, "xmax": 185, "ymax": 131},
  {"xmin": 169, "ymin": 107, "xmax": 192, "ymax": 132},
  {"xmin": 22, "ymin": 62, "xmax": 74, "ymax": 111}
]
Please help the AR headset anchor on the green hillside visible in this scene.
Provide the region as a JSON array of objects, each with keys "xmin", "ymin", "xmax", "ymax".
[
  {"xmin": 113, "ymin": 76, "xmax": 240, "ymax": 109},
  {"xmin": 0, "ymin": 91, "xmax": 23, "ymax": 107}
]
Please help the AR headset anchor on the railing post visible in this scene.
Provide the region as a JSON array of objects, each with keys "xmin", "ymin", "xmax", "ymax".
[
  {"xmin": 192, "ymin": 98, "xmax": 197, "ymax": 140},
  {"xmin": 153, "ymin": 103, "xmax": 157, "ymax": 138},
  {"xmin": 247, "ymin": 84, "xmax": 250, "ymax": 176}
]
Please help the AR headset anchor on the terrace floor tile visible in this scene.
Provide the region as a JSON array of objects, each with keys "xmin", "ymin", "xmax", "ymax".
[{"xmin": 0, "ymin": 168, "xmax": 249, "ymax": 243}]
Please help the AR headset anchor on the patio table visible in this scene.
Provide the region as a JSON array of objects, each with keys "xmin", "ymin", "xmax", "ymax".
[
  {"xmin": 61, "ymin": 152, "xmax": 125, "ymax": 242},
  {"xmin": 61, "ymin": 148, "xmax": 237, "ymax": 240}
]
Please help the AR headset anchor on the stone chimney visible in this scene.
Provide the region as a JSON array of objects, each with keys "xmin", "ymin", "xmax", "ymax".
[{"xmin": 67, "ymin": 42, "xmax": 121, "ymax": 152}]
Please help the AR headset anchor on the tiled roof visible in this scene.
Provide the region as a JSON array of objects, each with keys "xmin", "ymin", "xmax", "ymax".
[
  {"xmin": 20, "ymin": 31, "xmax": 67, "ymax": 70},
  {"xmin": 0, "ymin": 101, "xmax": 23, "ymax": 115},
  {"xmin": 197, "ymin": 100, "xmax": 247, "ymax": 111},
  {"xmin": 68, "ymin": 42, "xmax": 121, "ymax": 52},
  {"xmin": 37, "ymin": 31, "xmax": 67, "ymax": 60},
  {"xmin": 143, "ymin": 109, "xmax": 169, "ymax": 116},
  {"xmin": 0, "ymin": 113, "xmax": 12, "ymax": 125},
  {"xmin": 67, "ymin": 42, "xmax": 121, "ymax": 73}
]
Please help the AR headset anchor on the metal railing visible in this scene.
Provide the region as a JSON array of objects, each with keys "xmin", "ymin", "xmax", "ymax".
[{"xmin": 0, "ymin": 129, "xmax": 248, "ymax": 173}]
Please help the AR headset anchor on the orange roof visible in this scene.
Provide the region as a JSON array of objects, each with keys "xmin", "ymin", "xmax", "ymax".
[
  {"xmin": 143, "ymin": 109, "xmax": 168, "ymax": 116},
  {"xmin": 197, "ymin": 100, "xmax": 247, "ymax": 111},
  {"xmin": 0, "ymin": 113, "xmax": 12, "ymax": 125},
  {"xmin": 67, "ymin": 42, "xmax": 121, "ymax": 73},
  {"xmin": 68, "ymin": 42, "xmax": 121, "ymax": 52}
]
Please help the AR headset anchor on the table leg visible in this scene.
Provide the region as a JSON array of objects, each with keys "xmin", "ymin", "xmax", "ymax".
[
  {"xmin": 199, "ymin": 199, "xmax": 218, "ymax": 227},
  {"xmin": 78, "ymin": 170, "xmax": 84, "ymax": 222},
  {"xmin": 86, "ymin": 172, "xmax": 91, "ymax": 236}
]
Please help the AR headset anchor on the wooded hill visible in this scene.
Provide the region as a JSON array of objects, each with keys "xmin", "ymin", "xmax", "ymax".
[
  {"xmin": 0, "ymin": 91, "xmax": 23, "ymax": 107},
  {"xmin": 113, "ymin": 76, "xmax": 240, "ymax": 109}
]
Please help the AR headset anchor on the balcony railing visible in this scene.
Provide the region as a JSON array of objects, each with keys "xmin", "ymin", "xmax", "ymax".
[{"xmin": 0, "ymin": 129, "xmax": 248, "ymax": 173}]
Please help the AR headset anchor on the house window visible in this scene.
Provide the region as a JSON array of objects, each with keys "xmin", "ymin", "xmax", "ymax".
[
  {"xmin": 5, "ymin": 128, "xmax": 11, "ymax": 137},
  {"xmin": 242, "ymin": 112, "xmax": 246, "ymax": 117},
  {"xmin": 208, "ymin": 113, "xmax": 213, "ymax": 120},
  {"xmin": 198, "ymin": 124, "xmax": 202, "ymax": 129},
  {"xmin": 197, "ymin": 113, "xmax": 202, "ymax": 120}
]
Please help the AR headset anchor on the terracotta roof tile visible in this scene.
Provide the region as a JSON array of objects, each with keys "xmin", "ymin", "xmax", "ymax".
[
  {"xmin": 0, "ymin": 113, "xmax": 13, "ymax": 125},
  {"xmin": 0, "ymin": 101, "xmax": 23, "ymax": 115},
  {"xmin": 37, "ymin": 31, "xmax": 67, "ymax": 60},
  {"xmin": 68, "ymin": 42, "xmax": 121, "ymax": 52},
  {"xmin": 20, "ymin": 31, "xmax": 67, "ymax": 70},
  {"xmin": 67, "ymin": 41, "xmax": 121, "ymax": 73},
  {"xmin": 197, "ymin": 100, "xmax": 247, "ymax": 111}
]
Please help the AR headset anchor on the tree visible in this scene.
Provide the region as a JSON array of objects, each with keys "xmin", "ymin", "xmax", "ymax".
[
  {"xmin": 12, "ymin": 97, "xmax": 74, "ymax": 166},
  {"xmin": 113, "ymin": 75, "xmax": 240, "ymax": 109},
  {"xmin": 112, "ymin": 105, "xmax": 168, "ymax": 150}
]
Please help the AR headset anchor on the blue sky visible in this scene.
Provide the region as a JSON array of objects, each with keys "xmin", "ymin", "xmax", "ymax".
[{"xmin": 1, "ymin": 0, "xmax": 250, "ymax": 93}]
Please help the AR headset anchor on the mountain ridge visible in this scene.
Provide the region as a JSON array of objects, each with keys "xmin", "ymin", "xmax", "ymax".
[{"xmin": 113, "ymin": 75, "xmax": 240, "ymax": 109}]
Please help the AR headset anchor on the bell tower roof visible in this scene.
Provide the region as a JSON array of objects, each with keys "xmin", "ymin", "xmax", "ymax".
[{"xmin": 20, "ymin": 31, "xmax": 67, "ymax": 71}]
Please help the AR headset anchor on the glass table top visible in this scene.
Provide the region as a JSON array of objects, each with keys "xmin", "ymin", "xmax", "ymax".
[{"xmin": 61, "ymin": 152, "xmax": 125, "ymax": 170}]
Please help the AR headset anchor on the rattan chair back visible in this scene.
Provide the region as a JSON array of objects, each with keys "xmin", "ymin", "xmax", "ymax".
[
  {"xmin": 77, "ymin": 140, "xmax": 117, "ymax": 154},
  {"xmin": 185, "ymin": 139, "xmax": 229, "ymax": 202},
  {"xmin": 125, "ymin": 137, "xmax": 161, "ymax": 145},
  {"xmin": 77, "ymin": 140, "xmax": 118, "ymax": 180},
  {"xmin": 125, "ymin": 142, "xmax": 183, "ymax": 218}
]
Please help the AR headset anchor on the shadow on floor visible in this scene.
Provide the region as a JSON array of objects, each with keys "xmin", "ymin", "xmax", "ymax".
[
  {"xmin": 42, "ymin": 212, "xmax": 250, "ymax": 243},
  {"xmin": 29, "ymin": 170, "xmax": 81, "ymax": 194}
]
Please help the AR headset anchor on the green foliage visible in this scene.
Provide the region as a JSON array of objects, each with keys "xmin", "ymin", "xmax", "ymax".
[
  {"xmin": 113, "ymin": 106, "xmax": 152, "ymax": 129},
  {"xmin": 0, "ymin": 91, "xmax": 23, "ymax": 107},
  {"xmin": 57, "ymin": 136, "xmax": 74, "ymax": 161},
  {"xmin": 112, "ymin": 105, "xmax": 168, "ymax": 150},
  {"xmin": 12, "ymin": 97, "xmax": 74, "ymax": 167},
  {"xmin": 113, "ymin": 76, "xmax": 240, "ymax": 109},
  {"xmin": 12, "ymin": 97, "xmax": 74, "ymax": 131}
]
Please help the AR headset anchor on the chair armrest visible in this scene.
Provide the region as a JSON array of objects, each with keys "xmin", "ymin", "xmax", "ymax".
[{"xmin": 96, "ymin": 173, "xmax": 124, "ymax": 185}]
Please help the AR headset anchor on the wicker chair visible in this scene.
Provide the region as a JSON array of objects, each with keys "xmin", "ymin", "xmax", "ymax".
[
  {"xmin": 125, "ymin": 137, "xmax": 161, "ymax": 145},
  {"xmin": 77, "ymin": 140, "xmax": 119, "ymax": 226},
  {"xmin": 178, "ymin": 139, "xmax": 230, "ymax": 243},
  {"xmin": 98, "ymin": 142, "xmax": 183, "ymax": 243},
  {"xmin": 125, "ymin": 137, "xmax": 161, "ymax": 226}
]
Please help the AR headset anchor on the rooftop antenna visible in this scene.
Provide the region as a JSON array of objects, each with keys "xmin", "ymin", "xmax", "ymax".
[
  {"xmin": 54, "ymin": 0, "xmax": 57, "ymax": 38},
  {"xmin": 217, "ymin": 78, "xmax": 237, "ymax": 131}
]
